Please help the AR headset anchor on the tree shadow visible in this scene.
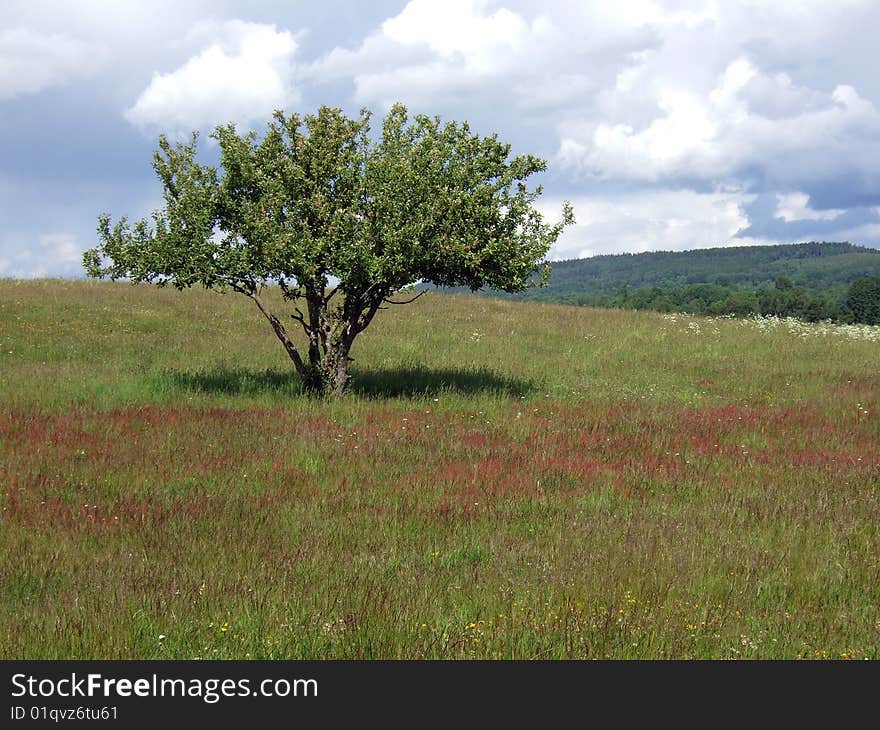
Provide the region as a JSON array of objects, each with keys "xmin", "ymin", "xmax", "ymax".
[
  {"xmin": 159, "ymin": 365, "xmax": 535, "ymax": 399},
  {"xmin": 160, "ymin": 368, "xmax": 304, "ymax": 397},
  {"xmin": 350, "ymin": 365, "xmax": 536, "ymax": 398}
]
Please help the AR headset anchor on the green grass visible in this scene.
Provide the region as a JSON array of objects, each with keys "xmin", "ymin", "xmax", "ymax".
[{"xmin": 1, "ymin": 279, "xmax": 878, "ymax": 658}]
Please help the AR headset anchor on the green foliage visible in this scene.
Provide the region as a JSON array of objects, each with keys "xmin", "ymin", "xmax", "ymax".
[
  {"xmin": 454, "ymin": 241, "xmax": 879, "ymax": 324},
  {"xmin": 84, "ymin": 103, "xmax": 572, "ymax": 394},
  {"xmin": 550, "ymin": 280, "xmax": 844, "ymax": 322},
  {"xmin": 539, "ymin": 242, "xmax": 879, "ymax": 295},
  {"xmin": 843, "ymin": 277, "xmax": 880, "ymax": 325}
]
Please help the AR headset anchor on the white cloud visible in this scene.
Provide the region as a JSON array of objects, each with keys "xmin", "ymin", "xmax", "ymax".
[
  {"xmin": 308, "ymin": 0, "xmax": 880, "ymax": 210},
  {"xmin": 538, "ymin": 189, "xmax": 760, "ymax": 259},
  {"xmin": 558, "ymin": 56, "xmax": 880, "ymax": 187},
  {"xmin": 0, "ymin": 233, "xmax": 83, "ymax": 278},
  {"xmin": 306, "ymin": 0, "xmax": 647, "ymax": 112},
  {"xmin": 125, "ymin": 20, "xmax": 300, "ymax": 134},
  {"xmin": 775, "ymin": 192, "xmax": 844, "ymax": 222},
  {"xmin": 0, "ymin": 28, "xmax": 106, "ymax": 99},
  {"xmin": 383, "ymin": 0, "xmax": 529, "ymax": 62}
]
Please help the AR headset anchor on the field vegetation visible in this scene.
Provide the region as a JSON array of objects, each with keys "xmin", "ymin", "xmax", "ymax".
[{"xmin": 1, "ymin": 279, "xmax": 878, "ymax": 659}]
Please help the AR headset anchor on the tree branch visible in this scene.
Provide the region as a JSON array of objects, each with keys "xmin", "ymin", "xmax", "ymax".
[
  {"xmin": 382, "ymin": 289, "xmax": 427, "ymax": 305},
  {"xmin": 292, "ymin": 306, "xmax": 309, "ymax": 329},
  {"xmin": 248, "ymin": 291, "xmax": 306, "ymax": 374},
  {"xmin": 355, "ymin": 297, "xmax": 384, "ymax": 334},
  {"xmin": 279, "ymin": 278, "xmax": 301, "ymax": 301},
  {"xmin": 230, "ymin": 282, "xmax": 253, "ymax": 296}
]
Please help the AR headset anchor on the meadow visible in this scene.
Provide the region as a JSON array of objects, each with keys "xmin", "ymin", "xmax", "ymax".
[{"xmin": 1, "ymin": 279, "xmax": 878, "ymax": 659}]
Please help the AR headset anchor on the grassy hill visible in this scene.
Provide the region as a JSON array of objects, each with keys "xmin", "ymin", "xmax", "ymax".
[{"xmin": 1, "ymin": 280, "xmax": 878, "ymax": 658}]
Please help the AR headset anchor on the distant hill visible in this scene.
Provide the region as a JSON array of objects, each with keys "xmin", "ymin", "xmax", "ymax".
[
  {"xmin": 542, "ymin": 241, "xmax": 878, "ymax": 295},
  {"xmin": 449, "ymin": 242, "xmax": 879, "ymax": 302},
  {"xmin": 431, "ymin": 241, "xmax": 880, "ymax": 323}
]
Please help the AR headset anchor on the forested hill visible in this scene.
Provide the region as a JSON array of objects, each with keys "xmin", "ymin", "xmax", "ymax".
[
  {"xmin": 525, "ymin": 241, "xmax": 880, "ymax": 299},
  {"xmin": 432, "ymin": 241, "xmax": 880, "ymax": 324}
]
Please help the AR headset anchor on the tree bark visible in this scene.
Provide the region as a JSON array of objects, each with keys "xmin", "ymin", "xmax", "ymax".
[
  {"xmin": 249, "ymin": 292, "xmax": 307, "ymax": 376},
  {"xmin": 331, "ymin": 335, "xmax": 354, "ymax": 396},
  {"xmin": 247, "ymin": 288, "xmax": 377, "ymax": 397}
]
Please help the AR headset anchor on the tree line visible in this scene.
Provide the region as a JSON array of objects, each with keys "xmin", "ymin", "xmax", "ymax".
[
  {"xmin": 544, "ymin": 276, "xmax": 880, "ymax": 325},
  {"xmin": 541, "ymin": 242, "xmax": 880, "ymax": 294},
  {"xmin": 450, "ymin": 241, "xmax": 880, "ymax": 325}
]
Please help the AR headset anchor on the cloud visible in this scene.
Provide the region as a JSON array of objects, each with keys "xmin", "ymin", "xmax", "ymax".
[
  {"xmin": 0, "ymin": 27, "xmax": 106, "ymax": 99},
  {"xmin": 3, "ymin": 0, "xmax": 880, "ymax": 279},
  {"xmin": 308, "ymin": 1, "xmax": 880, "ymax": 217},
  {"xmin": 736, "ymin": 192, "xmax": 880, "ymax": 244},
  {"xmin": 0, "ymin": 233, "xmax": 83, "ymax": 278},
  {"xmin": 775, "ymin": 192, "xmax": 843, "ymax": 223},
  {"xmin": 538, "ymin": 188, "xmax": 760, "ymax": 260},
  {"xmin": 306, "ymin": 0, "xmax": 651, "ymax": 116},
  {"xmin": 382, "ymin": 0, "xmax": 529, "ymax": 62},
  {"xmin": 558, "ymin": 57, "xmax": 880, "ymax": 197},
  {"xmin": 125, "ymin": 20, "xmax": 300, "ymax": 134}
]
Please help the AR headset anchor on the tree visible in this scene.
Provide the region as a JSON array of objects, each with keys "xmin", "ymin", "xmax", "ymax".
[
  {"xmin": 84, "ymin": 104, "xmax": 573, "ymax": 395},
  {"xmin": 843, "ymin": 277, "xmax": 880, "ymax": 324}
]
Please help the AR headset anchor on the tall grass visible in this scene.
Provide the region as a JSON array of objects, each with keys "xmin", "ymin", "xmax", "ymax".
[{"xmin": 1, "ymin": 280, "xmax": 877, "ymax": 658}]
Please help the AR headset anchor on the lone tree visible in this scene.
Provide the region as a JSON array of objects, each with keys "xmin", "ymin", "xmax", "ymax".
[{"xmin": 84, "ymin": 104, "xmax": 573, "ymax": 395}]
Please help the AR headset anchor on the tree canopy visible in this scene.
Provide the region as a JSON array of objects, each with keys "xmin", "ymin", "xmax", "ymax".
[
  {"xmin": 84, "ymin": 103, "xmax": 573, "ymax": 394},
  {"xmin": 843, "ymin": 276, "xmax": 880, "ymax": 324}
]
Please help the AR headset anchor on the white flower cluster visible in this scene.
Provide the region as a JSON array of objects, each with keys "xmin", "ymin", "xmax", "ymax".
[
  {"xmin": 660, "ymin": 312, "xmax": 721, "ymax": 335},
  {"xmin": 739, "ymin": 315, "xmax": 880, "ymax": 342}
]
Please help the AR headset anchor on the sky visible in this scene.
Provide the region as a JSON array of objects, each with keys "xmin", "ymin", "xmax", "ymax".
[{"xmin": 2, "ymin": 0, "xmax": 880, "ymax": 278}]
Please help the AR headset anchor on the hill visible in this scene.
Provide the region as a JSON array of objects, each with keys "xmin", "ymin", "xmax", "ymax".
[
  {"xmin": 435, "ymin": 241, "xmax": 877, "ymax": 297},
  {"xmin": 520, "ymin": 241, "xmax": 879, "ymax": 299},
  {"xmin": 1, "ymin": 280, "xmax": 878, "ymax": 659},
  {"xmin": 557, "ymin": 240, "xmax": 876, "ymax": 292},
  {"xmin": 434, "ymin": 241, "xmax": 880, "ymax": 322}
]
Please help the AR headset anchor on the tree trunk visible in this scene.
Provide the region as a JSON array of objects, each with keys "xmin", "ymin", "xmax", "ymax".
[
  {"xmin": 249, "ymin": 288, "xmax": 365, "ymax": 397},
  {"xmin": 331, "ymin": 337, "xmax": 353, "ymax": 396}
]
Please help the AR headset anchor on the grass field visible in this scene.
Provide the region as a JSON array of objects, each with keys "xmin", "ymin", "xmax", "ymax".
[{"xmin": 1, "ymin": 279, "xmax": 878, "ymax": 659}]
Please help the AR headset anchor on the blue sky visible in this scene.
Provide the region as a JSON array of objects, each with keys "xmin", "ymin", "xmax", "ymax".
[{"xmin": 2, "ymin": 0, "xmax": 880, "ymax": 277}]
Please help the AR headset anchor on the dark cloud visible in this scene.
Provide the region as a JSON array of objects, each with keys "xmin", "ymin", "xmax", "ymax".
[
  {"xmin": 801, "ymin": 178, "xmax": 880, "ymax": 212},
  {"xmin": 736, "ymin": 192, "xmax": 880, "ymax": 247}
]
